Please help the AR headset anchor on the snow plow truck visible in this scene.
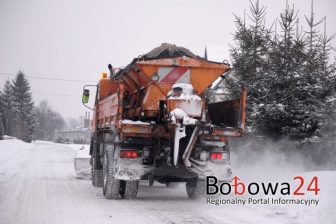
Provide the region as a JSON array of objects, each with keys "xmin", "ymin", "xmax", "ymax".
[{"xmin": 81, "ymin": 43, "xmax": 247, "ymax": 199}]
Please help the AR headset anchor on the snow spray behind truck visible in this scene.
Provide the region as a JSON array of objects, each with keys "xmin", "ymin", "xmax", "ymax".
[{"xmin": 81, "ymin": 43, "xmax": 247, "ymax": 199}]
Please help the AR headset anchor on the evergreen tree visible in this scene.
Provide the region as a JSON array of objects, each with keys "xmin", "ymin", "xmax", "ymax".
[
  {"xmin": 257, "ymin": 1, "xmax": 334, "ymax": 140},
  {"xmin": 258, "ymin": 3, "xmax": 307, "ymax": 138},
  {"xmin": 317, "ymin": 19, "xmax": 336, "ymax": 138},
  {"xmin": 228, "ymin": 0, "xmax": 336, "ymax": 140},
  {"xmin": 297, "ymin": 1, "xmax": 330, "ymax": 140},
  {"xmin": 12, "ymin": 71, "xmax": 36, "ymax": 142},
  {"xmin": 1, "ymin": 80, "xmax": 15, "ymax": 136},
  {"xmin": 229, "ymin": 0, "xmax": 272, "ymax": 132}
]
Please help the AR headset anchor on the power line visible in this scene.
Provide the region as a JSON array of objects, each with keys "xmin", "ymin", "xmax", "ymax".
[{"xmin": 0, "ymin": 72, "xmax": 97, "ymax": 83}]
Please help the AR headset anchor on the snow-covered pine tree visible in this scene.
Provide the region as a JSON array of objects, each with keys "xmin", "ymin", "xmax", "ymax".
[
  {"xmin": 295, "ymin": 1, "xmax": 329, "ymax": 141},
  {"xmin": 258, "ymin": 3, "xmax": 309, "ymax": 138},
  {"xmin": 1, "ymin": 79, "xmax": 15, "ymax": 136},
  {"xmin": 259, "ymin": 1, "xmax": 335, "ymax": 140},
  {"xmin": 12, "ymin": 71, "xmax": 36, "ymax": 142},
  {"xmin": 317, "ymin": 18, "xmax": 336, "ymax": 138},
  {"xmin": 229, "ymin": 0, "xmax": 272, "ymax": 132}
]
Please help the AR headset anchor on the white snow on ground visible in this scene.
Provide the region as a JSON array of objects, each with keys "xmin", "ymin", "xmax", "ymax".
[{"xmin": 0, "ymin": 139, "xmax": 335, "ymax": 224}]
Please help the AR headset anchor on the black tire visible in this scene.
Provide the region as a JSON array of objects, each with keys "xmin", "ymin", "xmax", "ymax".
[
  {"xmin": 103, "ymin": 148, "xmax": 121, "ymax": 199},
  {"xmin": 121, "ymin": 180, "xmax": 139, "ymax": 199},
  {"xmin": 186, "ymin": 179, "xmax": 205, "ymax": 199},
  {"xmin": 91, "ymin": 157, "xmax": 103, "ymax": 187},
  {"xmin": 91, "ymin": 134, "xmax": 103, "ymax": 187}
]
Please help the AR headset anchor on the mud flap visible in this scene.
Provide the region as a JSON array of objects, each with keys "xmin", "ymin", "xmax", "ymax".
[{"xmin": 153, "ymin": 165, "xmax": 198, "ymax": 183}]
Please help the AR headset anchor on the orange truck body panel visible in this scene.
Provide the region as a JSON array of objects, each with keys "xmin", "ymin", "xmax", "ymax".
[
  {"xmin": 97, "ymin": 93, "xmax": 118, "ymax": 126},
  {"xmin": 91, "ymin": 56, "xmax": 246, "ymax": 139},
  {"xmin": 137, "ymin": 57, "xmax": 230, "ymax": 94},
  {"xmin": 118, "ymin": 57, "xmax": 231, "ymax": 118}
]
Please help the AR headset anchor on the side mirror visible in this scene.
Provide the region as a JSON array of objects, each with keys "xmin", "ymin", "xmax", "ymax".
[{"xmin": 82, "ymin": 89, "xmax": 90, "ymax": 104}]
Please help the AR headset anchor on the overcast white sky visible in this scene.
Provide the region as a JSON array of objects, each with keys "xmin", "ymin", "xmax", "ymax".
[{"xmin": 1, "ymin": 0, "xmax": 335, "ymax": 120}]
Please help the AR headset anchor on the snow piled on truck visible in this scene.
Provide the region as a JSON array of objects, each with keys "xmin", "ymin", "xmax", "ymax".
[
  {"xmin": 168, "ymin": 83, "xmax": 201, "ymax": 101},
  {"xmin": 168, "ymin": 83, "xmax": 203, "ymax": 121},
  {"xmin": 170, "ymin": 108, "xmax": 198, "ymax": 125},
  {"xmin": 120, "ymin": 119, "xmax": 153, "ymax": 125}
]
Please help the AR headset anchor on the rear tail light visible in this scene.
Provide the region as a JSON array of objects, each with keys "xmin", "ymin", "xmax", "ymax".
[
  {"xmin": 210, "ymin": 152, "xmax": 223, "ymax": 160},
  {"xmin": 120, "ymin": 150, "xmax": 140, "ymax": 158}
]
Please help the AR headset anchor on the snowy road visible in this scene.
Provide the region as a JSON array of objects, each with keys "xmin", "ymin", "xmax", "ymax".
[{"xmin": 0, "ymin": 139, "xmax": 335, "ymax": 224}]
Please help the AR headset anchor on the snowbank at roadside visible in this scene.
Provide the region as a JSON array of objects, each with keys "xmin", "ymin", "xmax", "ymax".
[
  {"xmin": 0, "ymin": 138, "xmax": 32, "ymax": 151},
  {"xmin": 2, "ymin": 135, "xmax": 16, "ymax": 140}
]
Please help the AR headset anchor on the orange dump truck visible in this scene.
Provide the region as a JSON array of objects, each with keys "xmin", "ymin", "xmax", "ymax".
[{"xmin": 82, "ymin": 44, "xmax": 247, "ymax": 199}]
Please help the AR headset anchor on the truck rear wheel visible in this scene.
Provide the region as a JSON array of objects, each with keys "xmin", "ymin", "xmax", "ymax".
[
  {"xmin": 186, "ymin": 179, "xmax": 205, "ymax": 199},
  {"xmin": 121, "ymin": 180, "xmax": 139, "ymax": 199},
  {"xmin": 91, "ymin": 135, "xmax": 103, "ymax": 187},
  {"xmin": 103, "ymin": 148, "xmax": 120, "ymax": 199}
]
